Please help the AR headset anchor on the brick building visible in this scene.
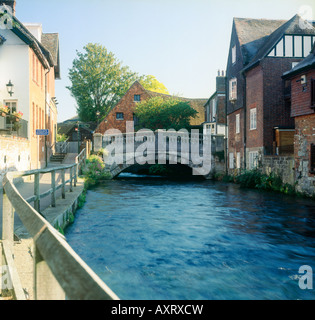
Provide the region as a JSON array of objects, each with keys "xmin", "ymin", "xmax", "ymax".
[
  {"xmin": 226, "ymin": 14, "xmax": 315, "ymax": 172},
  {"xmin": 282, "ymin": 44, "xmax": 315, "ymax": 196},
  {"xmin": 95, "ymin": 81, "xmax": 207, "ymax": 134},
  {"xmin": 203, "ymin": 70, "xmax": 227, "ymax": 137}
]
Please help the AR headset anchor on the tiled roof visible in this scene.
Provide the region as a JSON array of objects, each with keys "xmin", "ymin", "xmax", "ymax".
[
  {"xmin": 234, "ymin": 17, "xmax": 286, "ymax": 64},
  {"xmin": 41, "ymin": 33, "xmax": 59, "ymax": 66}
]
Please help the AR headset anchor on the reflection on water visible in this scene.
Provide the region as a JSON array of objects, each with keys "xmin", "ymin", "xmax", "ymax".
[{"xmin": 66, "ymin": 173, "xmax": 315, "ymax": 300}]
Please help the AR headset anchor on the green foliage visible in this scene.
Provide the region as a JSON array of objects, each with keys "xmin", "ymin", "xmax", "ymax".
[
  {"xmin": 134, "ymin": 96, "xmax": 197, "ymax": 131},
  {"xmin": 139, "ymin": 75, "xmax": 169, "ymax": 94},
  {"xmin": 56, "ymin": 132, "xmax": 68, "ymax": 142},
  {"xmin": 67, "ymin": 43, "xmax": 139, "ymax": 122},
  {"xmin": 83, "ymin": 155, "xmax": 111, "ymax": 189},
  {"xmin": 234, "ymin": 170, "xmax": 297, "ymax": 196}
]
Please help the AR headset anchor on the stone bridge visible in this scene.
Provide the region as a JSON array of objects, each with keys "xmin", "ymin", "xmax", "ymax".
[{"xmin": 94, "ymin": 130, "xmax": 226, "ymax": 178}]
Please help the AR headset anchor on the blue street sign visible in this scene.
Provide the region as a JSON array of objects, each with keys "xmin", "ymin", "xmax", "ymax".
[{"xmin": 36, "ymin": 129, "xmax": 49, "ymax": 136}]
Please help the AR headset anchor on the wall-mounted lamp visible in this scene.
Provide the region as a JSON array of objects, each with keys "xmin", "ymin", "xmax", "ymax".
[{"xmin": 6, "ymin": 80, "xmax": 14, "ymax": 97}]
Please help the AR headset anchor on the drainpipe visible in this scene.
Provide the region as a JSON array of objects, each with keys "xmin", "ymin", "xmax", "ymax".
[
  {"xmin": 45, "ymin": 68, "xmax": 50, "ymax": 168},
  {"xmin": 242, "ymin": 72, "xmax": 247, "ymax": 170},
  {"xmin": 225, "ymin": 75, "xmax": 228, "ymax": 174}
]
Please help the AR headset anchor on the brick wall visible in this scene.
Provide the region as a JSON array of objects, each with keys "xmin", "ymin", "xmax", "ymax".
[
  {"xmin": 96, "ymin": 82, "xmax": 151, "ymax": 134},
  {"xmin": 291, "ymin": 69, "xmax": 315, "ymax": 117},
  {"xmin": 246, "ymin": 65, "xmax": 264, "ymax": 149},
  {"xmin": 262, "ymin": 58, "xmax": 298, "ymax": 147}
]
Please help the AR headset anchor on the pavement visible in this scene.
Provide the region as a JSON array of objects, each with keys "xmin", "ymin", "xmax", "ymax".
[{"xmin": 0, "ymin": 160, "xmax": 85, "ymax": 300}]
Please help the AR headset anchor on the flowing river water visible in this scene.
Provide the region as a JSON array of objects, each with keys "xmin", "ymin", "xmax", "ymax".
[{"xmin": 65, "ymin": 173, "xmax": 315, "ymax": 300}]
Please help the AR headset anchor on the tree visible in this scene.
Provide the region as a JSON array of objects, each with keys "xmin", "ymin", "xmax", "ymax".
[
  {"xmin": 134, "ymin": 96, "xmax": 197, "ymax": 131},
  {"xmin": 67, "ymin": 43, "xmax": 139, "ymax": 122},
  {"xmin": 139, "ymin": 75, "xmax": 169, "ymax": 94}
]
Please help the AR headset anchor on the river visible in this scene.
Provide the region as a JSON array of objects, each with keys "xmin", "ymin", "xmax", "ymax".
[{"xmin": 65, "ymin": 173, "xmax": 315, "ymax": 300}]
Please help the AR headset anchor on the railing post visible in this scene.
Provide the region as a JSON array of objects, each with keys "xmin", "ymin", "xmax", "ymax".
[
  {"xmin": 2, "ymin": 189, "xmax": 14, "ymax": 251},
  {"xmin": 70, "ymin": 167, "xmax": 73, "ymax": 192},
  {"xmin": 61, "ymin": 169, "xmax": 65, "ymax": 199},
  {"xmin": 74, "ymin": 164, "xmax": 77, "ymax": 188},
  {"xmin": 51, "ymin": 170, "xmax": 56, "ymax": 208},
  {"xmin": 34, "ymin": 173, "xmax": 40, "ymax": 213}
]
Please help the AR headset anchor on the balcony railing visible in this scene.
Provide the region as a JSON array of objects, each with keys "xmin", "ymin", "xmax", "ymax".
[{"xmin": 0, "ymin": 113, "xmax": 28, "ymax": 139}]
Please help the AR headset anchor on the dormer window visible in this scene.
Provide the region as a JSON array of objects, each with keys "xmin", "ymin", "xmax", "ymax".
[
  {"xmin": 268, "ymin": 35, "xmax": 315, "ymax": 58},
  {"xmin": 232, "ymin": 45, "xmax": 236, "ymax": 64}
]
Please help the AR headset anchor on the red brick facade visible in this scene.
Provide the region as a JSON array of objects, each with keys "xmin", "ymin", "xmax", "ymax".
[{"xmin": 96, "ymin": 81, "xmax": 152, "ymax": 134}]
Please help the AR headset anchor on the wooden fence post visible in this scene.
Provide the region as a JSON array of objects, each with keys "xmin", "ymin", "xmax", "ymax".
[
  {"xmin": 34, "ymin": 173, "xmax": 40, "ymax": 213},
  {"xmin": 61, "ymin": 169, "xmax": 65, "ymax": 199},
  {"xmin": 70, "ymin": 167, "xmax": 73, "ymax": 193},
  {"xmin": 51, "ymin": 171, "xmax": 56, "ymax": 208}
]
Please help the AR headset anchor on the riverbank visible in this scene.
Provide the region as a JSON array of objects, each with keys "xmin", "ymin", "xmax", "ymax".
[{"xmin": 213, "ymin": 170, "xmax": 315, "ymax": 200}]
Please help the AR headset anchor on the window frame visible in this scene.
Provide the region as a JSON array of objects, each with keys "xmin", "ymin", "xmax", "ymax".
[
  {"xmin": 229, "ymin": 153, "xmax": 234, "ymax": 169},
  {"xmin": 250, "ymin": 108, "xmax": 257, "ymax": 130},
  {"xmin": 249, "ymin": 151, "xmax": 259, "ymax": 170},
  {"xmin": 134, "ymin": 95, "xmax": 141, "ymax": 102},
  {"xmin": 116, "ymin": 112, "xmax": 124, "ymax": 121},
  {"xmin": 229, "ymin": 78, "xmax": 237, "ymax": 101},
  {"xmin": 235, "ymin": 113, "xmax": 240, "ymax": 134},
  {"xmin": 232, "ymin": 45, "xmax": 236, "ymax": 64}
]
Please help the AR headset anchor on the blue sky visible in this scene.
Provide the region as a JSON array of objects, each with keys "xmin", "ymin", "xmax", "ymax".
[{"xmin": 16, "ymin": 0, "xmax": 315, "ymax": 122}]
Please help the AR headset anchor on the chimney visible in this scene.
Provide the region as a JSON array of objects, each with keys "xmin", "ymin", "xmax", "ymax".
[{"xmin": 0, "ymin": 0, "xmax": 16, "ymax": 15}]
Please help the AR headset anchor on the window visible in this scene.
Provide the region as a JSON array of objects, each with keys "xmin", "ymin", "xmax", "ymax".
[
  {"xmin": 268, "ymin": 35, "xmax": 315, "ymax": 58},
  {"xmin": 249, "ymin": 151, "xmax": 259, "ymax": 169},
  {"xmin": 236, "ymin": 114, "xmax": 240, "ymax": 134},
  {"xmin": 4, "ymin": 100, "xmax": 17, "ymax": 127},
  {"xmin": 229, "ymin": 153, "xmax": 234, "ymax": 169},
  {"xmin": 311, "ymin": 144, "xmax": 315, "ymax": 174},
  {"xmin": 134, "ymin": 95, "xmax": 141, "ymax": 102},
  {"xmin": 133, "ymin": 113, "xmax": 139, "ymax": 126},
  {"xmin": 311, "ymin": 78, "xmax": 315, "ymax": 108},
  {"xmin": 294, "ymin": 36, "xmax": 303, "ymax": 57},
  {"xmin": 232, "ymin": 45, "xmax": 236, "ymax": 64},
  {"xmin": 276, "ymin": 38, "xmax": 284, "ymax": 57},
  {"xmin": 292, "ymin": 62, "xmax": 299, "ymax": 69},
  {"xmin": 236, "ymin": 152, "xmax": 241, "ymax": 169},
  {"xmin": 116, "ymin": 112, "xmax": 124, "ymax": 120},
  {"xmin": 229, "ymin": 78, "xmax": 237, "ymax": 101},
  {"xmin": 211, "ymin": 99, "xmax": 217, "ymax": 122},
  {"xmin": 250, "ymin": 108, "xmax": 257, "ymax": 130},
  {"xmin": 285, "ymin": 36, "xmax": 293, "ymax": 57},
  {"xmin": 304, "ymin": 36, "xmax": 312, "ymax": 57}
]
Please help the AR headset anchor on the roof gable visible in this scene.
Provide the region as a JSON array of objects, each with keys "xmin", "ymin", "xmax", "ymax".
[
  {"xmin": 243, "ymin": 14, "xmax": 315, "ymax": 72},
  {"xmin": 233, "ymin": 17, "xmax": 286, "ymax": 65}
]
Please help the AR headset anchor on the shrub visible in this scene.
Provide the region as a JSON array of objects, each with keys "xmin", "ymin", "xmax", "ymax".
[{"xmin": 83, "ymin": 155, "xmax": 111, "ymax": 188}]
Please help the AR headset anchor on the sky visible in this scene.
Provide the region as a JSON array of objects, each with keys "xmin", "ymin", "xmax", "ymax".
[{"xmin": 16, "ymin": 0, "xmax": 315, "ymax": 122}]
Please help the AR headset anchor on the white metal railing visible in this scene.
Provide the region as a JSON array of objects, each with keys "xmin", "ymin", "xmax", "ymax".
[{"xmin": 1, "ymin": 151, "xmax": 119, "ymax": 300}]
